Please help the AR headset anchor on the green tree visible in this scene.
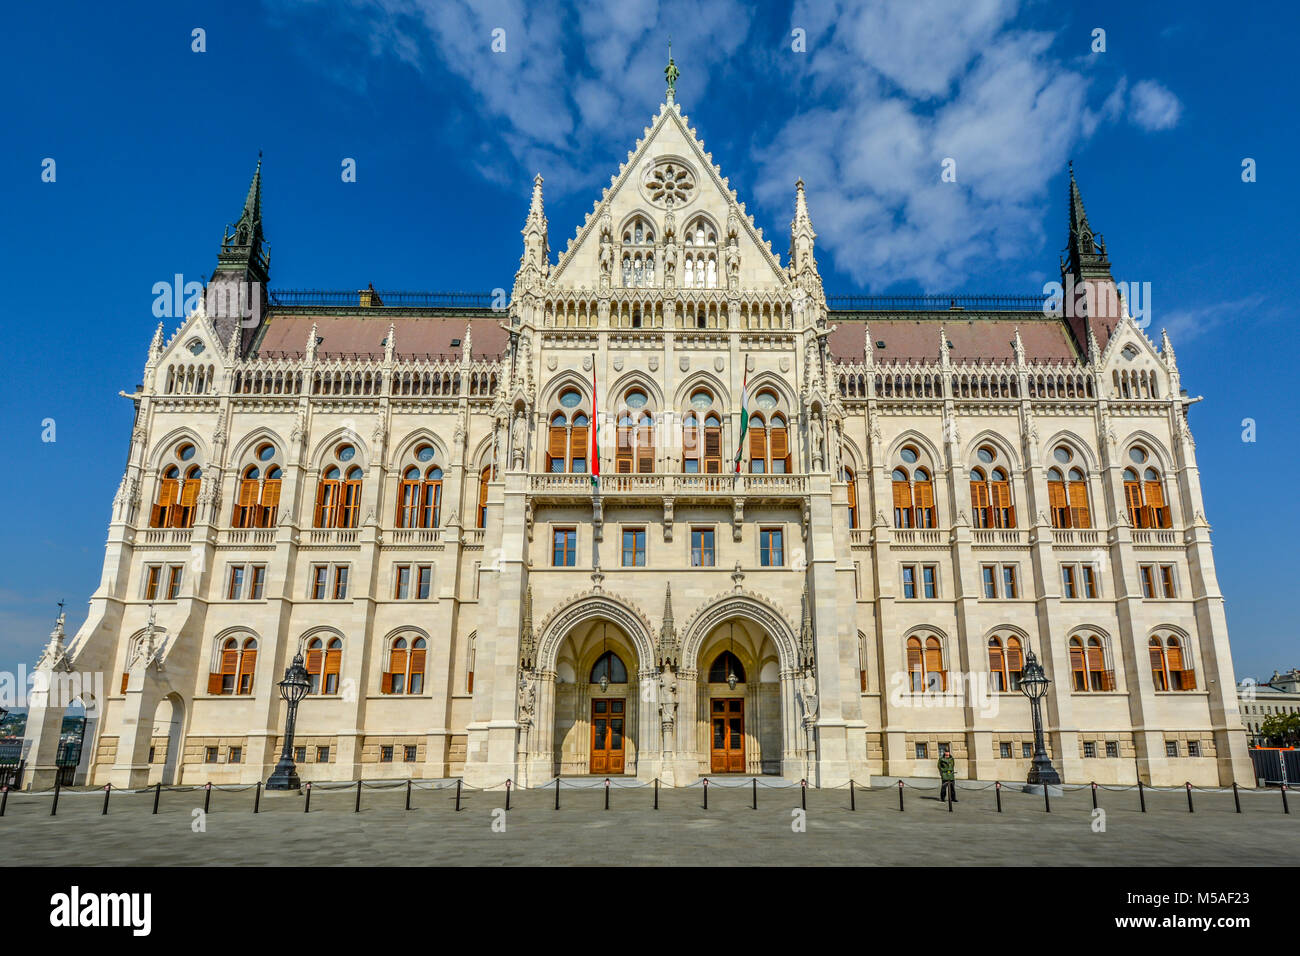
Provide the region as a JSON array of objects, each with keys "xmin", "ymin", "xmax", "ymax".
[{"xmin": 1259, "ymin": 712, "xmax": 1300, "ymax": 747}]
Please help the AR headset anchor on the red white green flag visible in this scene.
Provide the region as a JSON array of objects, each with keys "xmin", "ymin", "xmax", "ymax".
[
  {"xmin": 733, "ymin": 368, "xmax": 750, "ymax": 473},
  {"xmin": 590, "ymin": 353, "xmax": 600, "ymax": 489}
]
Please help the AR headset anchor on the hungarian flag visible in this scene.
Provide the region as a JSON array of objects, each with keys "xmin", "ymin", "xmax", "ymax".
[
  {"xmin": 590, "ymin": 353, "xmax": 600, "ymax": 489},
  {"xmin": 733, "ymin": 368, "xmax": 750, "ymax": 473}
]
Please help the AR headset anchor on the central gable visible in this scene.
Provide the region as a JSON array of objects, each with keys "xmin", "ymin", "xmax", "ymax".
[{"xmin": 548, "ymin": 103, "xmax": 789, "ymax": 293}]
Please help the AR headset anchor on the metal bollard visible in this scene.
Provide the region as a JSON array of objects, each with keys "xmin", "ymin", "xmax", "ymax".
[
  {"xmin": 1282, "ymin": 783, "xmax": 1290, "ymax": 815},
  {"xmin": 406, "ymin": 779, "xmax": 412, "ymax": 811},
  {"xmin": 102, "ymin": 783, "xmax": 111, "ymax": 816},
  {"xmin": 1, "ymin": 785, "xmax": 8, "ymax": 818},
  {"xmin": 153, "ymin": 781, "xmax": 161, "ymax": 815},
  {"xmin": 752, "ymin": 777, "xmax": 758, "ymax": 810},
  {"xmin": 703, "ymin": 777, "xmax": 708, "ymax": 811},
  {"xmin": 947, "ymin": 781, "xmax": 953, "ymax": 812},
  {"xmin": 1185, "ymin": 781, "xmax": 1194, "ymax": 813},
  {"xmin": 898, "ymin": 779, "xmax": 904, "ymax": 812},
  {"xmin": 254, "ymin": 781, "xmax": 261, "ymax": 814},
  {"xmin": 1233, "ymin": 780, "xmax": 1241, "ymax": 814},
  {"xmin": 849, "ymin": 779, "xmax": 855, "ymax": 811},
  {"xmin": 653, "ymin": 777, "xmax": 658, "ymax": 810},
  {"xmin": 1091, "ymin": 781, "xmax": 1098, "ymax": 811},
  {"xmin": 995, "ymin": 780, "xmax": 1002, "ymax": 813},
  {"xmin": 801, "ymin": 778, "xmax": 807, "ymax": 810},
  {"xmin": 506, "ymin": 779, "xmax": 512, "ymax": 812},
  {"xmin": 204, "ymin": 782, "xmax": 212, "ymax": 814},
  {"xmin": 355, "ymin": 779, "xmax": 362, "ymax": 813},
  {"xmin": 455, "ymin": 778, "xmax": 462, "ymax": 812},
  {"xmin": 555, "ymin": 777, "xmax": 561, "ymax": 811},
  {"xmin": 51, "ymin": 777, "xmax": 60, "ymax": 816},
  {"xmin": 1138, "ymin": 779, "xmax": 1146, "ymax": 813},
  {"xmin": 604, "ymin": 778, "xmax": 610, "ymax": 811},
  {"xmin": 304, "ymin": 781, "xmax": 312, "ymax": 813},
  {"xmin": 1043, "ymin": 782, "xmax": 1051, "ymax": 814}
]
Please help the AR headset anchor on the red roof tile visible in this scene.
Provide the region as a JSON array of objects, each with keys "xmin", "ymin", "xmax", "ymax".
[
  {"xmin": 827, "ymin": 316, "xmax": 1081, "ymax": 364},
  {"xmin": 255, "ymin": 313, "xmax": 509, "ymax": 360}
]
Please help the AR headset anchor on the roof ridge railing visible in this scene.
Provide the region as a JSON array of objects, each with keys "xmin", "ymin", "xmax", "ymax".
[
  {"xmin": 826, "ymin": 294, "xmax": 1047, "ymax": 311},
  {"xmin": 268, "ymin": 290, "xmax": 499, "ymax": 308}
]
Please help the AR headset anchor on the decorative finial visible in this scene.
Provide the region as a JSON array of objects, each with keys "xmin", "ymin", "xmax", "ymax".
[{"xmin": 665, "ymin": 40, "xmax": 679, "ymax": 102}]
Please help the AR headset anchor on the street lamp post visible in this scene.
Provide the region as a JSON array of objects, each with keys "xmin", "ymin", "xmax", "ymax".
[
  {"xmin": 266, "ymin": 653, "xmax": 310, "ymax": 790},
  {"xmin": 1018, "ymin": 648, "xmax": 1062, "ymax": 786}
]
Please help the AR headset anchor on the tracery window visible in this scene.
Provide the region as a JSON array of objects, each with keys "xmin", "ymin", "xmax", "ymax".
[
  {"xmin": 151, "ymin": 442, "xmax": 203, "ymax": 528},
  {"xmin": 208, "ymin": 636, "xmax": 257, "ymax": 695},
  {"xmin": 305, "ymin": 636, "xmax": 342, "ymax": 695},
  {"xmin": 382, "ymin": 635, "xmax": 427, "ymax": 695},
  {"xmin": 1150, "ymin": 635, "xmax": 1195, "ymax": 691},
  {"xmin": 1046, "ymin": 446, "xmax": 1090, "ymax": 529},
  {"xmin": 987, "ymin": 635, "xmax": 1024, "ymax": 691},
  {"xmin": 682, "ymin": 389, "xmax": 723, "ymax": 474},
  {"xmin": 970, "ymin": 445, "xmax": 1015, "ymax": 529},
  {"xmin": 891, "ymin": 445, "xmax": 935, "ymax": 528},
  {"xmin": 616, "ymin": 389, "xmax": 655, "ymax": 473},
  {"xmin": 547, "ymin": 390, "xmax": 590, "ymax": 474},
  {"xmin": 1123, "ymin": 446, "xmax": 1171, "ymax": 528},
  {"xmin": 1069, "ymin": 634, "xmax": 1114, "ymax": 691},
  {"xmin": 621, "ymin": 217, "xmax": 656, "ymax": 288},
  {"xmin": 682, "ymin": 217, "xmax": 718, "ymax": 289},
  {"xmin": 233, "ymin": 442, "xmax": 282, "ymax": 528},
  {"xmin": 906, "ymin": 635, "xmax": 946, "ymax": 692}
]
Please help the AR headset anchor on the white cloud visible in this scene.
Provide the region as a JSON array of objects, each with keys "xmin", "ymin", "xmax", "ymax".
[
  {"xmin": 1129, "ymin": 78, "xmax": 1183, "ymax": 131},
  {"xmin": 1160, "ymin": 295, "xmax": 1264, "ymax": 346}
]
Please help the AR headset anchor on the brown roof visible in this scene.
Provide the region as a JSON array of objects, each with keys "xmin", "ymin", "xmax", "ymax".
[
  {"xmin": 254, "ymin": 313, "xmax": 509, "ymax": 360},
  {"xmin": 827, "ymin": 316, "xmax": 1081, "ymax": 364}
]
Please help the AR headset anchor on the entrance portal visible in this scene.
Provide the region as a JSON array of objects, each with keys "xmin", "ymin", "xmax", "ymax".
[
  {"xmin": 589, "ymin": 699, "xmax": 625, "ymax": 774},
  {"xmin": 710, "ymin": 698, "xmax": 744, "ymax": 773}
]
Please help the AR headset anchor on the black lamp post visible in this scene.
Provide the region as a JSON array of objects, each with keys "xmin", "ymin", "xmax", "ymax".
[
  {"xmin": 1019, "ymin": 648, "xmax": 1061, "ymax": 785},
  {"xmin": 267, "ymin": 653, "xmax": 310, "ymax": 790}
]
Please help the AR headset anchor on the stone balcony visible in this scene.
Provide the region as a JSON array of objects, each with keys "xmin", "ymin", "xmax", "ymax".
[{"xmin": 527, "ymin": 472, "xmax": 809, "ymax": 505}]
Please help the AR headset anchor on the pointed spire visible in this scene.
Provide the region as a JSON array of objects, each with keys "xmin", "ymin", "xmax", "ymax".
[
  {"xmin": 222, "ymin": 154, "xmax": 266, "ymax": 260},
  {"xmin": 658, "ymin": 582, "xmax": 679, "ymax": 668},
  {"xmin": 799, "ymin": 586, "xmax": 815, "ymax": 671},
  {"xmin": 940, "ymin": 326, "xmax": 951, "ymax": 367},
  {"xmin": 1086, "ymin": 324, "xmax": 1101, "ymax": 364},
  {"xmin": 462, "ymin": 322, "xmax": 473, "ymax": 364},
  {"xmin": 662, "ymin": 582, "xmax": 675, "ymax": 629},
  {"xmin": 1013, "ymin": 326, "xmax": 1026, "ymax": 366},
  {"xmin": 519, "ymin": 584, "xmax": 536, "ymax": 670},
  {"xmin": 1160, "ymin": 328, "xmax": 1177, "ymax": 367},
  {"xmin": 1064, "ymin": 161, "xmax": 1111, "ymax": 280},
  {"xmin": 864, "ymin": 324, "xmax": 874, "ymax": 366},
  {"xmin": 664, "ymin": 40, "xmax": 680, "ymax": 104},
  {"xmin": 149, "ymin": 321, "xmax": 165, "ymax": 358},
  {"xmin": 243, "ymin": 153, "xmax": 263, "ymax": 226},
  {"xmin": 515, "ymin": 174, "xmax": 550, "ymax": 290},
  {"xmin": 227, "ymin": 321, "xmax": 241, "ymax": 362},
  {"xmin": 789, "ymin": 178, "xmax": 821, "ymax": 296},
  {"xmin": 39, "ymin": 603, "xmax": 69, "ymax": 670},
  {"xmin": 305, "ymin": 322, "xmax": 319, "ymax": 362}
]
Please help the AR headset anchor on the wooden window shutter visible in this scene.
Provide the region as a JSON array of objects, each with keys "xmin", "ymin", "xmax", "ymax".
[
  {"xmin": 892, "ymin": 481, "xmax": 912, "ymax": 514},
  {"xmin": 1166, "ymin": 642, "xmax": 1184, "ymax": 672},
  {"xmin": 207, "ymin": 672, "xmax": 223, "ymax": 695},
  {"xmin": 390, "ymin": 647, "xmax": 407, "ymax": 681},
  {"xmin": 1149, "ymin": 645, "xmax": 1166, "ymax": 681},
  {"xmin": 970, "ymin": 479, "xmax": 989, "ymax": 522},
  {"xmin": 381, "ymin": 672, "xmax": 394, "ymax": 694},
  {"xmin": 906, "ymin": 640, "xmax": 922, "ymax": 674},
  {"xmin": 771, "ymin": 427, "xmax": 789, "ymax": 463},
  {"xmin": 991, "ymin": 480, "xmax": 1013, "ymax": 526},
  {"xmin": 260, "ymin": 479, "xmax": 281, "ymax": 522},
  {"xmin": 478, "ymin": 469, "xmax": 490, "ymax": 514},
  {"xmin": 409, "ymin": 647, "xmax": 426, "ymax": 682},
  {"xmin": 749, "ymin": 425, "xmax": 767, "ymax": 462},
  {"xmin": 397, "ymin": 480, "xmax": 415, "ymax": 527},
  {"xmin": 988, "ymin": 645, "xmax": 1004, "ymax": 677},
  {"xmin": 569, "ymin": 426, "xmax": 587, "ymax": 467},
  {"xmin": 846, "ymin": 477, "xmax": 858, "ymax": 527},
  {"xmin": 324, "ymin": 647, "xmax": 341, "ymax": 682},
  {"xmin": 1086, "ymin": 643, "xmax": 1104, "ymax": 672},
  {"xmin": 306, "ymin": 648, "xmax": 323, "ymax": 678},
  {"xmin": 1048, "ymin": 480, "xmax": 1067, "ymax": 527},
  {"xmin": 637, "ymin": 426, "xmax": 654, "ymax": 473},
  {"xmin": 315, "ymin": 481, "xmax": 332, "ymax": 528},
  {"xmin": 914, "ymin": 480, "xmax": 935, "ymax": 526},
  {"xmin": 121, "ymin": 672, "xmax": 130, "ymax": 693},
  {"xmin": 1006, "ymin": 642, "xmax": 1023, "ymax": 673},
  {"xmin": 238, "ymin": 478, "xmax": 259, "ymax": 509},
  {"xmin": 158, "ymin": 478, "xmax": 178, "ymax": 508},
  {"xmin": 924, "ymin": 644, "xmax": 944, "ymax": 689},
  {"xmin": 221, "ymin": 648, "xmax": 238, "ymax": 676},
  {"xmin": 1180, "ymin": 669, "xmax": 1197, "ymax": 690},
  {"xmin": 704, "ymin": 427, "xmax": 721, "ymax": 459},
  {"xmin": 1067, "ymin": 480, "xmax": 1090, "ymax": 528},
  {"xmin": 180, "ymin": 478, "xmax": 200, "ymax": 508},
  {"xmin": 341, "ymin": 480, "xmax": 362, "ymax": 528},
  {"xmin": 238, "ymin": 648, "xmax": 257, "ymax": 692},
  {"xmin": 1124, "ymin": 481, "xmax": 1144, "ymax": 527},
  {"xmin": 1144, "ymin": 480, "xmax": 1170, "ymax": 528},
  {"xmin": 548, "ymin": 426, "xmax": 567, "ymax": 463}
]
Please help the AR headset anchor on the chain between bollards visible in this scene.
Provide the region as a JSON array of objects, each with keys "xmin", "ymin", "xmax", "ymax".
[
  {"xmin": 304, "ymin": 781, "xmax": 312, "ymax": 813},
  {"xmin": 254, "ymin": 780, "xmax": 261, "ymax": 814},
  {"xmin": 995, "ymin": 780, "xmax": 1002, "ymax": 813},
  {"xmin": 1185, "ymin": 781, "xmax": 1194, "ymax": 813},
  {"xmin": 102, "ymin": 783, "xmax": 111, "ymax": 815}
]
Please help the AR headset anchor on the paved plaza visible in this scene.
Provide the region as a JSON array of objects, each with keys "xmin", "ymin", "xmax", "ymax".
[{"xmin": 2, "ymin": 778, "xmax": 1295, "ymax": 866}]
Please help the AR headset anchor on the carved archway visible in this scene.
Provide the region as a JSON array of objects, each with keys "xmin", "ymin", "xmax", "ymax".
[
  {"xmin": 534, "ymin": 589, "xmax": 657, "ymax": 674},
  {"xmin": 679, "ymin": 590, "xmax": 801, "ymax": 676}
]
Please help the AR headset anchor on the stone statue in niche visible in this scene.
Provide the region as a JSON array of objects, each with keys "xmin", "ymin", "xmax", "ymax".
[
  {"xmin": 511, "ymin": 410, "xmax": 526, "ymax": 469},
  {"xmin": 810, "ymin": 412, "xmax": 825, "ymax": 470}
]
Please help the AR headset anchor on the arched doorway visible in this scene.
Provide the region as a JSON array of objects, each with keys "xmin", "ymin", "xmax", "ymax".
[
  {"xmin": 148, "ymin": 694, "xmax": 185, "ymax": 785},
  {"xmin": 551, "ymin": 620, "xmax": 641, "ymax": 776},
  {"xmin": 693, "ymin": 619, "xmax": 782, "ymax": 775}
]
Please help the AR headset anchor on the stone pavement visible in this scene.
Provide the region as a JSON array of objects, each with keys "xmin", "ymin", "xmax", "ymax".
[{"xmin": 2, "ymin": 780, "xmax": 1295, "ymax": 866}]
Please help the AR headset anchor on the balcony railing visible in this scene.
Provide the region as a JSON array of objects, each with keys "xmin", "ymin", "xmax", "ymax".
[
  {"xmin": 1052, "ymin": 529, "xmax": 1101, "ymax": 546},
  {"xmin": 1131, "ymin": 529, "xmax": 1179, "ymax": 546},
  {"xmin": 892, "ymin": 529, "xmax": 945, "ymax": 546},
  {"xmin": 528, "ymin": 473, "xmax": 809, "ymax": 497},
  {"xmin": 139, "ymin": 528, "xmax": 192, "ymax": 546},
  {"xmin": 972, "ymin": 529, "xmax": 1028, "ymax": 547}
]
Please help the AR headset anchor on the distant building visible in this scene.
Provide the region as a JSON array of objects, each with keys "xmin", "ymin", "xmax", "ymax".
[{"xmin": 1239, "ymin": 670, "xmax": 1300, "ymax": 745}]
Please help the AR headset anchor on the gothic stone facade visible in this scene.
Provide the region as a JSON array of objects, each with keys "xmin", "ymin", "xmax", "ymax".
[{"xmin": 21, "ymin": 93, "xmax": 1253, "ymax": 790}]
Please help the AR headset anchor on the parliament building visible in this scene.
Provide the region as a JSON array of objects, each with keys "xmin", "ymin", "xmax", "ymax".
[{"xmin": 20, "ymin": 75, "xmax": 1253, "ymax": 790}]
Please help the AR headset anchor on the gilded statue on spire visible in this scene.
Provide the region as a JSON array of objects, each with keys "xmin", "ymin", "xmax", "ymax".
[{"xmin": 665, "ymin": 41, "xmax": 679, "ymax": 100}]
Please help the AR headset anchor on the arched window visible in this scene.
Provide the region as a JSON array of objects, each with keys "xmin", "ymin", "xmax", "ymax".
[
  {"xmin": 906, "ymin": 635, "xmax": 946, "ymax": 692},
  {"xmin": 748, "ymin": 413, "xmax": 767, "ymax": 473},
  {"xmin": 1124, "ymin": 448, "xmax": 1172, "ymax": 528},
  {"xmin": 1152, "ymin": 634, "xmax": 1196, "ymax": 691},
  {"xmin": 152, "ymin": 442, "xmax": 204, "ymax": 528},
  {"xmin": 396, "ymin": 445, "xmax": 443, "ymax": 528},
  {"xmin": 682, "ymin": 412, "xmax": 700, "ymax": 472},
  {"xmin": 707, "ymin": 651, "xmax": 745, "ymax": 684},
  {"xmin": 208, "ymin": 636, "xmax": 256, "ymax": 695},
  {"xmin": 913, "ymin": 467, "xmax": 935, "ymax": 528},
  {"xmin": 383, "ymin": 636, "xmax": 427, "ymax": 694},
  {"xmin": 892, "ymin": 445, "xmax": 936, "ymax": 529},
  {"xmin": 684, "ymin": 389, "xmax": 723, "ymax": 474},
  {"xmin": 970, "ymin": 446, "xmax": 1015, "ymax": 528},
  {"xmin": 988, "ymin": 636, "xmax": 1005, "ymax": 691},
  {"xmin": 1005, "ymin": 636, "xmax": 1023, "ymax": 691},
  {"xmin": 477, "ymin": 465, "xmax": 495, "ymax": 528},
  {"xmin": 745, "ymin": 392, "xmax": 790, "ymax": 474},
  {"xmin": 683, "ymin": 217, "xmax": 718, "ymax": 288},
  {"xmin": 315, "ymin": 444, "xmax": 363, "ymax": 528},
  {"xmin": 893, "ymin": 468, "xmax": 914, "ymax": 529},
  {"xmin": 233, "ymin": 443, "xmax": 282, "ymax": 528},
  {"xmin": 590, "ymin": 650, "xmax": 628, "ymax": 685},
  {"xmin": 621, "ymin": 218, "xmax": 656, "ymax": 288},
  {"xmin": 769, "ymin": 414, "xmax": 790, "ymax": 473},
  {"xmin": 1070, "ymin": 635, "xmax": 1113, "ymax": 691},
  {"xmin": 305, "ymin": 636, "xmax": 342, "ymax": 695}
]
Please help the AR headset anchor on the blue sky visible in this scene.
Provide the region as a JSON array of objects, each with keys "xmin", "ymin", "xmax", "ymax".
[{"xmin": 0, "ymin": 0, "xmax": 1296, "ymax": 679}]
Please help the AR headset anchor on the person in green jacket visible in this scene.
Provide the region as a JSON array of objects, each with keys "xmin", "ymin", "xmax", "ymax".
[{"xmin": 938, "ymin": 748, "xmax": 957, "ymax": 803}]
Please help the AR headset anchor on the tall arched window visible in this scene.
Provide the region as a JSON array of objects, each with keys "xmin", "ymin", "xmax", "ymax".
[
  {"xmin": 1151, "ymin": 634, "xmax": 1195, "ymax": 690},
  {"xmin": 906, "ymin": 635, "xmax": 946, "ymax": 691},
  {"xmin": 707, "ymin": 651, "xmax": 745, "ymax": 684},
  {"xmin": 1124, "ymin": 447, "xmax": 1172, "ymax": 528},
  {"xmin": 683, "ymin": 389, "xmax": 722, "ymax": 474},
  {"xmin": 621, "ymin": 217, "xmax": 656, "ymax": 289},
  {"xmin": 616, "ymin": 390, "xmax": 654, "ymax": 473},
  {"xmin": 591, "ymin": 650, "xmax": 628, "ymax": 685},
  {"xmin": 233, "ymin": 442, "xmax": 282, "ymax": 528},
  {"xmin": 315, "ymin": 444, "xmax": 363, "ymax": 529},
  {"xmin": 208, "ymin": 636, "xmax": 257, "ymax": 695},
  {"xmin": 477, "ymin": 465, "xmax": 494, "ymax": 528},
  {"xmin": 396, "ymin": 444, "xmax": 443, "ymax": 528},
  {"xmin": 549, "ymin": 391, "xmax": 591, "ymax": 474},
  {"xmin": 748, "ymin": 413, "xmax": 768, "ymax": 473},
  {"xmin": 892, "ymin": 446, "xmax": 937, "ymax": 528},
  {"xmin": 1046, "ymin": 445, "xmax": 1091, "ymax": 529},
  {"xmin": 846, "ymin": 466, "xmax": 859, "ymax": 529},
  {"xmin": 152, "ymin": 442, "xmax": 204, "ymax": 528},
  {"xmin": 683, "ymin": 217, "xmax": 718, "ymax": 288},
  {"xmin": 1070, "ymin": 635, "xmax": 1113, "ymax": 691},
  {"xmin": 383, "ymin": 635, "xmax": 427, "ymax": 694},
  {"xmin": 988, "ymin": 636, "xmax": 1005, "ymax": 691},
  {"xmin": 305, "ymin": 636, "xmax": 342, "ymax": 695},
  {"xmin": 970, "ymin": 445, "xmax": 1015, "ymax": 528},
  {"xmin": 745, "ymin": 391, "xmax": 790, "ymax": 474}
]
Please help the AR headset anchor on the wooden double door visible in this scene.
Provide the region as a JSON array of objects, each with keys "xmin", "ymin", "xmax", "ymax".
[
  {"xmin": 710, "ymin": 698, "xmax": 745, "ymax": 773},
  {"xmin": 590, "ymin": 698, "xmax": 626, "ymax": 774}
]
